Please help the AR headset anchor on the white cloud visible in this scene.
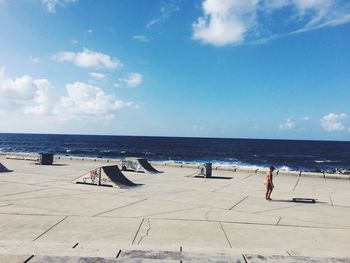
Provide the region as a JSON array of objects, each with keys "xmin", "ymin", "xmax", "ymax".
[
  {"xmin": 56, "ymin": 82, "xmax": 134, "ymax": 118},
  {"xmin": 132, "ymin": 35, "xmax": 150, "ymax": 42},
  {"xmin": 24, "ymin": 79, "xmax": 56, "ymax": 115},
  {"xmin": 193, "ymin": 0, "xmax": 258, "ymax": 46},
  {"xmin": 193, "ymin": 0, "xmax": 350, "ymax": 46},
  {"xmin": 53, "ymin": 48, "xmax": 122, "ymax": 70},
  {"xmin": 279, "ymin": 118, "xmax": 295, "ymax": 130},
  {"xmin": 87, "ymin": 29, "xmax": 93, "ymax": 34},
  {"xmin": 0, "ymin": 67, "xmax": 55, "ymax": 115},
  {"xmin": 321, "ymin": 113, "xmax": 347, "ymax": 132},
  {"xmin": 0, "ymin": 68, "xmax": 136, "ymax": 119},
  {"xmin": 40, "ymin": 0, "xmax": 77, "ymax": 13},
  {"xmin": 302, "ymin": 116, "xmax": 311, "ymax": 121},
  {"xmin": 120, "ymin": 73, "xmax": 143, "ymax": 88},
  {"xmin": 89, "ymin": 72, "xmax": 106, "ymax": 80}
]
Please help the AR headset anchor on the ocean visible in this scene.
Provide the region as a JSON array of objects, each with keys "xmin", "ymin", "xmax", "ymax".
[{"xmin": 0, "ymin": 133, "xmax": 349, "ymax": 172}]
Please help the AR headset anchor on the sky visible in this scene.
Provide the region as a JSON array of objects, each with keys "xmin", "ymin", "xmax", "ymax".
[{"xmin": 0, "ymin": 0, "xmax": 349, "ymax": 141}]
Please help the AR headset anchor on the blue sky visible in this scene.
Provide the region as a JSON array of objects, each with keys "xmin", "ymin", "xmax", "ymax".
[{"xmin": 0, "ymin": 0, "xmax": 349, "ymax": 140}]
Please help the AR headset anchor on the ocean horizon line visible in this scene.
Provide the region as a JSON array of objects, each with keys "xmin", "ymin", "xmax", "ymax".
[{"xmin": 0, "ymin": 132, "xmax": 349, "ymax": 143}]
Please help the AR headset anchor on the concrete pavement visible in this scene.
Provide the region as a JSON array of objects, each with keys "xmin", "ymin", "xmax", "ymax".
[{"xmin": 0, "ymin": 156, "xmax": 349, "ymax": 262}]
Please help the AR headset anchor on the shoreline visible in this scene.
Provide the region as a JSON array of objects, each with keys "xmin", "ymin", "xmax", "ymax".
[{"xmin": 1, "ymin": 151, "xmax": 349, "ymax": 180}]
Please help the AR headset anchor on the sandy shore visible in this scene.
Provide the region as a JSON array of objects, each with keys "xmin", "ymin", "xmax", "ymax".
[{"xmin": 0, "ymin": 154, "xmax": 350, "ymax": 262}]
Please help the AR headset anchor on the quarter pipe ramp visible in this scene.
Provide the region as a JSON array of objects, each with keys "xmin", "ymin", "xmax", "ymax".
[
  {"xmin": 0, "ymin": 163, "xmax": 11, "ymax": 173},
  {"xmin": 74, "ymin": 165, "xmax": 138, "ymax": 188},
  {"xmin": 122, "ymin": 158, "xmax": 161, "ymax": 174}
]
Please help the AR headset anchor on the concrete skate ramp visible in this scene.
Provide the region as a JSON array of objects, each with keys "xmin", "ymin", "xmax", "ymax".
[
  {"xmin": 0, "ymin": 163, "xmax": 12, "ymax": 173},
  {"xmin": 75, "ymin": 165, "xmax": 138, "ymax": 188},
  {"xmin": 101, "ymin": 165, "xmax": 137, "ymax": 187},
  {"xmin": 137, "ymin": 158, "xmax": 161, "ymax": 173}
]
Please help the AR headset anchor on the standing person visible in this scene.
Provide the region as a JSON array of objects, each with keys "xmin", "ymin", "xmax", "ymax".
[{"xmin": 265, "ymin": 166, "xmax": 275, "ymax": 200}]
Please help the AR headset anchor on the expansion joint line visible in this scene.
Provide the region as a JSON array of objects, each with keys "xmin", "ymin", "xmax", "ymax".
[
  {"xmin": 132, "ymin": 218, "xmax": 144, "ymax": 245},
  {"xmin": 229, "ymin": 195, "xmax": 248, "ymax": 210},
  {"xmin": 33, "ymin": 216, "xmax": 68, "ymax": 241},
  {"xmin": 219, "ymin": 222, "xmax": 232, "ymax": 248},
  {"xmin": 292, "ymin": 177, "xmax": 301, "ymax": 191},
  {"xmin": 276, "ymin": 217, "xmax": 282, "ymax": 225},
  {"xmin": 329, "ymin": 193, "xmax": 334, "ymax": 206},
  {"xmin": 212, "ymin": 184, "xmax": 231, "ymax": 193},
  {"xmin": 93, "ymin": 198, "xmax": 147, "ymax": 217}
]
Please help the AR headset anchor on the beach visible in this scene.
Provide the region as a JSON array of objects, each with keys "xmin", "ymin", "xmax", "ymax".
[{"xmin": 0, "ymin": 154, "xmax": 350, "ymax": 262}]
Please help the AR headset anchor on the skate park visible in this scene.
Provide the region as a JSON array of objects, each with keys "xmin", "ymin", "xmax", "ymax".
[{"xmin": 0, "ymin": 155, "xmax": 350, "ymax": 262}]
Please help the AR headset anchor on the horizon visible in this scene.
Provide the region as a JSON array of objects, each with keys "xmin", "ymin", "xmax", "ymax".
[
  {"xmin": 1, "ymin": 132, "xmax": 349, "ymax": 143},
  {"xmin": 0, "ymin": 0, "xmax": 349, "ymax": 141}
]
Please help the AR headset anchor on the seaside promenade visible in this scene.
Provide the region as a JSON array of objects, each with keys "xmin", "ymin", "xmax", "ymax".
[{"xmin": 0, "ymin": 155, "xmax": 349, "ymax": 262}]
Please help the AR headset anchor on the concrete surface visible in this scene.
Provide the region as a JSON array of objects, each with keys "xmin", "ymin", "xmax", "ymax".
[{"xmin": 0, "ymin": 156, "xmax": 350, "ymax": 262}]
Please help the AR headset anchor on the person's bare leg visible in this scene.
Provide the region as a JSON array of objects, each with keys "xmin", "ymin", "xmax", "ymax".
[{"xmin": 268, "ymin": 188, "xmax": 273, "ymax": 200}]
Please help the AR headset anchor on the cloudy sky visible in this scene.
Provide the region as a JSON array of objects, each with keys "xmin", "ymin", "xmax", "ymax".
[{"xmin": 0, "ymin": 0, "xmax": 349, "ymax": 140}]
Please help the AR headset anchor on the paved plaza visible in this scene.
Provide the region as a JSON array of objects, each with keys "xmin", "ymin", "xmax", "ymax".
[{"xmin": 0, "ymin": 156, "xmax": 349, "ymax": 262}]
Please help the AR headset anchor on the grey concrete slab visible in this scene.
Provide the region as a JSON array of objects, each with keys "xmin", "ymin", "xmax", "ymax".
[
  {"xmin": 28, "ymin": 255, "xmax": 117, "ymax": 263},
  {"xmin": 98, "ymin": 199, "xmax": 198, "ymax": 218},
  {"xmin": 149, "ymin": 207, "xmax": 279, "ymax": 225},
  {"xmin": 133, "ymin": 218, "xmax": 230, "ymax": 249},
  {"xmin": 222, "ymin": 222, "xmax": 350, "ymax": 257},
  {"xmin": 118, "ymin": 249, "xmax": 180, "ymax": 260},
  {"xmin": 0, "ymin": 182, "xmax": 46, "ymax": 197},
  {"xmin": 0, "ymin": 214, "xmax": 66, "ymax": 242},
  {"xmin": 7, "ymin": 191, "xmax": 144, "ymax": 216},
  {"xmin": 0, "ymin": 203, "xmax": 65, "ymax": 216},
  {"xmin": 261, "ymin": 203, "xmax": 350, "ymax": 228},
  {"xmin": 181, "ymin": 251, "xmax": 245, "ymax": 262},
  {"xmin": 117, "ymin": 249, "xmax": 245, "ymax": 262},
  {"xmin": 35, "ymin": 216, "xmax": 142, "ymax": 245},
  {"xmin": 329, "ymin": 192, "xmax": 350, "ymax": 207},
  {"xmin": 245, "ymin": 254, "xmax": 350, "ymax": 263}
]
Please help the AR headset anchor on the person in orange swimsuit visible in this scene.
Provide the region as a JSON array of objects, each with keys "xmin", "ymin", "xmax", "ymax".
[{"xmin": 265, "ymin": 166, "xmax": 275, "ymax": 200}]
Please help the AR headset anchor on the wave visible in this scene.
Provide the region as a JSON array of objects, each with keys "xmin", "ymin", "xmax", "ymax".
[{"xmin": 315, "ymin": 160, "xmax": 340, "ymax": 163}]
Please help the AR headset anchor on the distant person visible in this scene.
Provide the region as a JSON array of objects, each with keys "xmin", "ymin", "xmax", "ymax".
[{"xmin": 265, "ymin": 166, "xmax": 275, "ymax": 200}]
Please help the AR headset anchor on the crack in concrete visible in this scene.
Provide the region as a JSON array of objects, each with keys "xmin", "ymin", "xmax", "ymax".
[{"xmin": 137, "ymin": 218, "xmax": 151, "ymax": 245}]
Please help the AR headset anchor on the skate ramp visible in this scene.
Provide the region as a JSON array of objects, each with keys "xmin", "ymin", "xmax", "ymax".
[
  {"xmin": 75, "ymin": 165, "xmax": 138, "ymax": 188},
  {"xmin": 137, "ymin": 158, "xmax": 161, "ymax": 173},
  {"xmin": 122, "ymin": 158, "xmax": 161, "ymax": 174},
  {"xmin": 0, "ymin": 163, "xmax": 12, "ymax": 173}
]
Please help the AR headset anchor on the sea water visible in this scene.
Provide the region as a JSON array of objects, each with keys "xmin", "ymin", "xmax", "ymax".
[{"xmin": 0, "ymin": 133, "xmax": 349, "ymax": 172}]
